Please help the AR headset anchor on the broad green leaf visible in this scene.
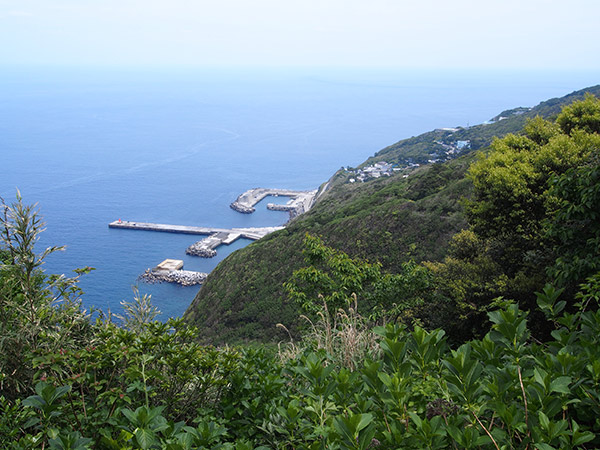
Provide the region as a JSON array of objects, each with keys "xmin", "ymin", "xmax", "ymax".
[
  {"xmin": 135, "ymin": 428, "xmax": 157, "ymax": 449},
  {"xmin": 408, "ymin": 412, "xmax": 422, "ymax": 428},
  {"xmin": 549, "ymin": 376, "xmax": 571, "ymax": 394},
  {"xmin": 534, "ymin": 444, "xmax": 556, "ymax": 450},
  {"xmin": 572, "ymin": 430, "xmax": 595, "ymax": 446},
  {"xmin": 354, "ymin": 413, "xmax": 373, "ymax": 433}
]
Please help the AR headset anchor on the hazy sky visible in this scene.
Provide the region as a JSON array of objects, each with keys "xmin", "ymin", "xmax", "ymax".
[{"xmin": 1, "ymin": 0, "xmax": 599, "ymax": 69}]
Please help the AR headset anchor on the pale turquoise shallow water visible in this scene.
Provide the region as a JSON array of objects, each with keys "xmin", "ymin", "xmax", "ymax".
[{"xmin": 1, "ymin": 66, "xmax": 597, "ymax": 318}]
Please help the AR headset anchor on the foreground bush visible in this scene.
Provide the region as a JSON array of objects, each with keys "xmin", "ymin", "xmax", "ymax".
[{"xmin": 3, "ymin": 275, "xmax": 598, "ymax": 449}]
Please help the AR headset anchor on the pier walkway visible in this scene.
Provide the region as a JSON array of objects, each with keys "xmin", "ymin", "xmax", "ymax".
[
  {"xmin": 108, "ymin": 220, "xmax": 284, "ymax": 258},
  {"xmin": 108, "ymin": 220, "xmax": 282, "ymax": 237}
]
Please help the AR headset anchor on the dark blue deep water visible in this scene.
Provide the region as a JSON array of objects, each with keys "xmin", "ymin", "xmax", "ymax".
[{"xmin": 1, "ymin": 66, "xmax": 597, "ymax": 318}]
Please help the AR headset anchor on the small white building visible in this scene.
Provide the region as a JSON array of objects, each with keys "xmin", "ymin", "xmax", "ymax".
[{"xmin": 456, "ymin": 140, "xmax": 471, "ymax": 150}]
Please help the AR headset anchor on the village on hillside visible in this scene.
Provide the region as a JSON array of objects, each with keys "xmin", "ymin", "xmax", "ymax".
[{"xmin": 345, "ymin": 138, "xmax": 471, "ymax": 183}]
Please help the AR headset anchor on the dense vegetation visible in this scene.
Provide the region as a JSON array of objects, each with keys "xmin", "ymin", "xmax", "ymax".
[
  {"xmin": 1, "ymin": 201, "xmax": 600, "ymax": 449},
  {"xmin": 186, "ymin": 86, "xmax": 600, "ymax": 344},
  {"xmin": 1, "ymin": 93, "xmax": 599, "ymax": 449},
  {"xmin": 185, "ymin": 156, "xmax": 472, "ymax": 343}
]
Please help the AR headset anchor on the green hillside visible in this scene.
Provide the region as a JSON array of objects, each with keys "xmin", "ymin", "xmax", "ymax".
[
  {"xmin": 184, "ymin": 86, "xmax": 600, "ymax": 344},
  {"xmin": 365, "ymin": 84, "xmax": 600, "ymax": 167},
  {"xmin": 185, "ymin": 157, "xmax": 471, "ymax": 343}
]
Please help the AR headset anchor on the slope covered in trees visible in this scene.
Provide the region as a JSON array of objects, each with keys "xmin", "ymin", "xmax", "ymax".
[
  {"xmin": 2, "ymin": 179, "xmax": 600, "ymax": 448},
  {"xmin": 185, "ymin": 87, "xmax": 600, "ymax": 344},
  {"xmin": 366, "ymin": 85, "xmax": 600, "ymax": 166},
  {"xmin": 184, "ymin": 156, "xmax": 472, "ymax": 343}
]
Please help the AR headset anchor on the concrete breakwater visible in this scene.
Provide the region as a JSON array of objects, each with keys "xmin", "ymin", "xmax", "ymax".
[
  {"xmin": 266, "ymin": 202, "xmax": 305, "ymax": 219},
  {"xmin": 140, "ymin": 268, "xmax": 208, "ymax": 286},
  {"xmin": 138, "ymin": 259, "xmax": 208, "ymax": 286},
  {"xmin": 230, "ymin": 188, "xmax": 318, "ymax": 218},
  {"xmin": 108, "ymin": 220, "xmax": 282, "ymax": 237},
  {"xmin": 109, "ymin": 220, "xmax": 284, "ymax": 258},
  {"xmin": 110, "ymin": 186, "xmax": 316, "ymax": 285},
  {"xmin": 186, "ymin": 231, "xmax": 241, "ymax": 258}
]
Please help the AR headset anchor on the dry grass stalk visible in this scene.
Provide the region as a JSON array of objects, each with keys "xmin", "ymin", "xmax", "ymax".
[
  {"xmin": 276, "ymin": 323, "xmax": 302, "ymax": 362},
  {"xmin": 278, "ymin": 293, "xmax": 380, "ymax": 369}
]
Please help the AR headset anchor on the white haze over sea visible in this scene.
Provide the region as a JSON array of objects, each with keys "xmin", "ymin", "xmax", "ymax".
[{"xmin": 1, "ymin": 67, "xmax": 597, "ymax": 318}]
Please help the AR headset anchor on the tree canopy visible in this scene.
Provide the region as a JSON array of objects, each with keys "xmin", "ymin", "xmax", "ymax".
[{"xmin": 427, "ymin": 95, "xmax": 600, "ymax": 340}]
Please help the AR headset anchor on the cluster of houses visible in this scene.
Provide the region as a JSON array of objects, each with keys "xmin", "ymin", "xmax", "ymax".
[
  {"xmin": 347, "ymin": 161, "xmax": 396, "ymax": 183},
  {"xmin": 344, "ymin": 138, "xmax": 472, "ymax": 184},
  {"xmin": 428, "ymin": 139, "xmax": 471, "ymax": 163}
]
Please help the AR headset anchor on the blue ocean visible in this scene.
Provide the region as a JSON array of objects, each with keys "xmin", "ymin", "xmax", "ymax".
[{"xmin": 1, "ymin": 67, "xmax": 597, "ymax": 318}]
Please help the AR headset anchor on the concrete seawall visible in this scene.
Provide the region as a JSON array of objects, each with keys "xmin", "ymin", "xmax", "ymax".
[
  {"xmin": 140, "ymin": 268, "xmax": 208, "ymax": 286},
  {"xmin": 186, "ymin": 232, "xmax": 242, "ymax": 258},
  {"xmin": 230, "ymin": 188, "xmax": 317, "ymax": 218},
  {"xmin": 109, "ymin": 220, "xmax": 283, "ymax": 258},
  {"xmin": 109, "ymin": 220, "xmax": 282, "ymax": 236}
]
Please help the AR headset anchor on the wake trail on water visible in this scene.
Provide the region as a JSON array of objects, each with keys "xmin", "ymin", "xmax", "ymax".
[
  {"xmin": 244, "ymin": 121, "xmax": 337, "ymax": 147},
  {"xmin": 30, "ymin": 128, "xmax": 242, "ymax": 195}
]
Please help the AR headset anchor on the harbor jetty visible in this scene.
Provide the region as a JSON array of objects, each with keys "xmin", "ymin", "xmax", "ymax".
[
  {"xmin": 108, "ymin": 220, "xmax": 282, "ymax": 237},
  {"xmin": 111, "ymin": 187, "xmax": 317, "ymax": 285},
  {"xmin": 186, "ymin": 231, "xmax": 241, "ymax": 257},
  {"xmin": 108, "ymin": 220, "xmax": 284, "ymax": 258},
  {"xmin": 230, "ymin": 188, "xmax": 317, "ymax": 218},
  {"xmin": 139, "ymin": 259, "xmax": 208, "ymax": 286}
]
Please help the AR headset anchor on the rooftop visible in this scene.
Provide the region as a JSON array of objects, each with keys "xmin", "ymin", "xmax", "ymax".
[{"xmin": 155, "ymin": 259, "xmax": 184, "ymax": 271}]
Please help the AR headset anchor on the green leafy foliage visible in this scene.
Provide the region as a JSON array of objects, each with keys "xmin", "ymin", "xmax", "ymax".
[
  {"xmin": 556, "ymin": 93, "xmax": 600, "ymax": 135},
  {"xmin": 48, "ymin": 432, "xmax": 93, "ymax": 450},
  {"xmin": 0, "ymin": 193, "xmax": 93, "ymax": 400},
  {"xmin": 285, "ymin": 234, "xmax": 430, "ymax": 321},
  {"xmin": 115, "ymin": 287, "xmax": 161, "ymax": 332},
  {"xmin": 285, "ymin": 234, "xmax": 384, "ymax": 314},
  {"xmin": 1, "ymin": 193, "xmax": 600, "ymax": 449},
  {"xmin": 11, "ymin": 289, "xmax": 600, "ymax": 448},
  {"xmin": 546, "ymin": 151, "xmax": 600, "ymax": 286},
  {"xmin": 426, "ymin": 95, "xmax": 600, "ymax": 340}
]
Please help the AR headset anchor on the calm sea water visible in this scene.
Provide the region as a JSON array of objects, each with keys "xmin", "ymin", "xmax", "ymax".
[{"xmin": 1, "ymin": 66, "xmax": 597, "ymax": 318}]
